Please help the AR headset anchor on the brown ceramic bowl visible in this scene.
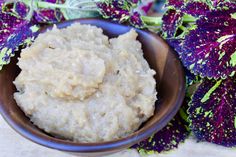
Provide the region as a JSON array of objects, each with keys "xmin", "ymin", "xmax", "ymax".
[{"xmin": 0, "ymin": 19, "xmax": 185, "ymax": 156}]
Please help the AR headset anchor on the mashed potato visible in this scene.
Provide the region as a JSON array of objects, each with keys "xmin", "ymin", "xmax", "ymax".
[{"xmin": 14, "ymin": 23, "xmax": 157, "ymax": 142}]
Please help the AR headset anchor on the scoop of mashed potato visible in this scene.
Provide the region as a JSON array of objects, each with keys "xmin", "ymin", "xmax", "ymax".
[{"xmin": 14, "ymin": 23, "xmax": 157, "ymax": 143}]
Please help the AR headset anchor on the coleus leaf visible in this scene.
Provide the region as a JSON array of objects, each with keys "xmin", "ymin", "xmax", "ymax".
[
  {"xmin": 166, "ymin": 39, "xmax": 185, "ymax": 55},
  {"xmin": 32, "ymin": 0, "xmax": 64, "ymax": 23},
  {"xmin": 132, "ymin": 100, "xmax": 190, "ymax": 154},
  {"xmin": 180, "ymin": 8, "xmax": 236, "ymax": 79},
  {"xmin": 162, "ymin": 9, "xmax": 183, "ymax": 38},
  {"xmin": 99, "ymin": 0, "xmax": 154, "ymax": 28},
  {"xmin": 165, "ymin": 0, "xmax": 186, "ymax": 9},
  {"xmin": 162, "ymin": 1, "xmax": 216, "ymax": 39},
  {"xmin": 97, "ymin": 0, "xmax": 130, "ymax": 22},
  {"xmin": 162, "ymin": 1, "xmax": 232, "ymax": 42},
  {"xmin": 129, "ymin": 11, "xmax": 144, "ymax": 28},
  {"xmin": 217, "ymin": 1, "xmax": 236, "ymax": 10},
  {"xmin": 12, "ymin": 0, "xmax": 100, "ymax": 23},
  {"xmin": 12, "ymin": 0, "xmax": 65, "ymax": 23},
  {"xmin": 33, "ymin": 9, "xmax": 64, "ymax": 24},
  {"xmin": 97, "ymin": 0, "xmax": 144, "ymax": 27},
  {"xmin": 185, "ymin": 68, "xmax": 201, "ymax": 87},
  {"xmin": 165, "ymin": 0, "xmax": 231, "ymax": 9},
  {"xmin": 12, "ymin": 0, "xmax": 63, "ymax": 23},
  {"xmin": 181, "ymin": 1, "xmax": 210, "ymax": 17},
  {"xmin": 14, "ymin": 1, "xmax": 30, "ymax": 18},
  {"xmin": 211, "ymin": 0, "xmax": 231, "ymax": 7},
  {"xmin": 188, "ymin": 77, "xmax": 236, "ymax": 147},
  {"xmin": 0, "ymin": 10, "xmax": 39, "ymax": 69}
]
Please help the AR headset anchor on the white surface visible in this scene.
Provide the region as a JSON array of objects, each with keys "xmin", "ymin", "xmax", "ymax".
[{"xmin": 0, "ymin": 115, "xmax": 235, "ymax": 157}]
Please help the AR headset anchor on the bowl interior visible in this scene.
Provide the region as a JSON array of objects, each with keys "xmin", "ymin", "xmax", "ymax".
[{"xmin": 0, "ymin": 19, "xmax": 185, "ymax": 153}]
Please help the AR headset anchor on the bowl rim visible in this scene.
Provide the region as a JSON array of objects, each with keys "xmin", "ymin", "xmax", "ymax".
[{"xmin": 0, "ymin": 18, "xmax": 186, "ymax": 153}]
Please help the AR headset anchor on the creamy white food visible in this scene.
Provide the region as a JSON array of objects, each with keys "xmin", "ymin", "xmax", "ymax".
[{"xmin": 14, "ymin": 23, "xmax": 157, "ymax": 143}]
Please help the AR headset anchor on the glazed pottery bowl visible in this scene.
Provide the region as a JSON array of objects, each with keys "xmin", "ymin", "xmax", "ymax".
[{"xmin": 0, "ymin": 18, "xmax": 185, "ymax": 157}]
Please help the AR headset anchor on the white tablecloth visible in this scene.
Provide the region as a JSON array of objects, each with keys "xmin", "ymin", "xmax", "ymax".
[{"xmin": 1, "ymin": 115, "xmax": 235, "ymax": 157}]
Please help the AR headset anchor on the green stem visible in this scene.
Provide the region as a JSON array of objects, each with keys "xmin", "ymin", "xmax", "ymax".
[
  {"xmin": 141, "ymin": 16, "xmax": 163, "ymax": 26},
  {"xmin": 179, "ymin": 25, "xmax": 187, "ymax": 31},
  {"xmin": 21, "ymin": 0, "xmax": 98, "ymax": 11},
  {"xmin": 141, "ymin": 14, "xmax": 196, "ymax": 27},
  {"xmin": 38, "ymin": 1, "xmax": 76, "ymax": 9},
  {"xmin": 182, "ymin": 14, "xmax": 197, "ymax": 23}
]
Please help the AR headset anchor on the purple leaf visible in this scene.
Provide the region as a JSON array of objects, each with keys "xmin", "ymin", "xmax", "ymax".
[
  {"xmin": 212, "ymin": 0, "xmax": 231, "ymax": 7},
  {"xmin": 33, "ymin": 0, "xmax": 64, "ymax": 23},
  {"xmin": 181, "ymin": 1, "xmax": 210, "ymax": 17},
  {"xmin": 132, "ymin": 100, "xmax": 190, "ymax": 154},
  {"xmin": 33, "ymin": 9, "xmax": 64, "ymax": 24},
  {"xmin": 15, "ymin": 1, "xmax": 29, "ymax": 18},
  {"xmin": 218, "ymin": 1, "xmax": 236, "ymax": 10},
  {"xmin": 180, "ymin": 9, "xmax": 236, "ymax": 79},
  {"xmin": 189, "ymin": 77, "xmax": 236, "ymax": 147},
  {"xmin": 166, "ymin": 0, "xmax": 231, "ymax": 9},
  {"xmin": 97, "ymin": 1, "xmax": 130, "ymax": 22},
  {"xmin": 0, "ymin": 12, "xmax": 27, "ymax": 43},
  {"xmin": 166, "ymin": 38, "xmax": 184, "ymax": 55},
  {"xmin": 165, "ymin": 0, "xmax": 185, "ymax": 9},
  {"xmin": 129, "ymin": 11, "xmax": 143, "ymax": 28},
  {"xmin": 162, "ymin": 9, "xmax": 183, "ymax": 38},
  {"xmin": 0, "ymin": 10, "xmax": 39, "ymax": 68},
  {"xmin": 97, "ymin": 0, "xmax": 145, "ymax": 27},
  {"xmin": 185, "ymin": 68, "xmax": 201, "ymax": 86}
]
